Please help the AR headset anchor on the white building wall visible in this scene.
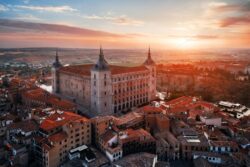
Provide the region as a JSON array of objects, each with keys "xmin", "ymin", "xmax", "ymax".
[
  {"xmin": 105, "ymin": 150, "xmax": 123, "ymax": 162},
  {"xmin": 200, "ymin": 117, "xmax": 222, "ymax": 126},
  {"xmin": 145, "ymin": 65, "xmax": 157, "ymax": 101},
  {"xmin": 91, "ymin": 70, "xmax": 112, "ymax": 115},
  {"xmin": 59, "ymin": 72, "xmax": 91, "ymax": 108},
  {"xmin": 55, "ymin": 65, "xmax": 156, "ymax": 116}
]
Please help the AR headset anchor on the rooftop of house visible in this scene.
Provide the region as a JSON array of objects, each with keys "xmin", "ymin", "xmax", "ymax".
[
  {"xmin": 48, "ymin": 131, "xmax": 68, "ymax": 143},
  {"xmin": 164, "ymin": 96, "xmax": 216, "ymax": 111},
  {"xmin": 203, "ymin": 127, "xmax": 228, "ymax": 141},
  {"xmin": 100, "ymin": 130, "xmax": 117, "ymax": 144},
  {"xmin": 139, "ymin": 105, "xmax": 163, "ymax": 114},
  {"xmin": 7, "ymin": 119, "xmax": 38, "ymax": 133},
  {"xmin": 91, "ymin": 115, "xmax": 114, "ymax": 124},
  {"xmin": 40, "ymin": 111, "xmax": 89, "ymax": 131},
  {"xmin": 119, "ymin": 128, "xmax": 155, "ymax": 143},
  {"xmin": 113, "ymin": 152, "xmax": 157, "ymax": 167},
  {"xmin": 22, "ymin": 87, "xmax": 76, "ymax": 110},
  {"xmin": 178, "ymin": 133, "xmax": 209, "ymax": 146},
  {"xmin": 59, "ymin": 64, "xmax": 149, "ymax": 76},
  {"xmin": 209, "ymin": 140, "xmax": 239, "ymax": 148},
  {"xmin": 114, "ymin": 111, "xmax": 144, "ymax": 127}
]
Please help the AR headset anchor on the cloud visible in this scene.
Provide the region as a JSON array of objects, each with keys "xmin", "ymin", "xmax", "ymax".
[
  {"xmin": 14, "ymin": 14, "xmax": 42, "ymax": 21},
  {"xmin": 84, "ymin": 14, "xmax": 144, "ymax": 26},
  {"xmin": 0, "ymin": 4, "xmax": 9, "ymax": 12},
  {"xmin": 0, "ymin": 19, "xmax": 148, "ymax": 48},
  {"xmin": 208, "ymin": 1, "xmax": 250, "ymax": 27},
  {"xmin": 220, "ymin": 16, "xmax": 250, "ymax": 27},
  {"xmin": 211, "ymin": 1, "xmax": 250, "ymax": 13},
  {"xmin": 168, "ymin": 34, "xmax": 218, "ymax": 40},
  {"xmin": 193, "ymin": 35, "xmax": 218, "ymax": 40},
  {"xmin": 0, "ymin": 19, "xmax": 128, "ymax": 38},
  {"xmin": 15, "ymin": 5, "xmax": 77, "ymax": 13}
]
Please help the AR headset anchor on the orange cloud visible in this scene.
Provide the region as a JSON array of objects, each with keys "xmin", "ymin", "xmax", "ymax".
[
  {"xmin": 220, "ymin": 16, "xmax": 250, "ymax": 27},
  {"xmin": 0, "ymin": 19, "xmax": 149, "ymax": 48}
]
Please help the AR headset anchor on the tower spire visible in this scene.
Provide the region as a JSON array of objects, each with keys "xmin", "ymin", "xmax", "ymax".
[
  {"xmin": 93, "ymin": 46, "xmax": 109, "ymax": 71},
  {"xmin": 100, "ymin": 45, "xmax": 103, "ymax": 55},
  {"xmin": 143, "ymin": 46, "xmax": 155, "ymax": 65},
  {"xmin": 53, "ymin": 48, "xmax": 62, "ymax": 68},
  {"xmin": 56, "ymin": 48, "xmax": 59, "ymax": 63},
  {"xmin": 148, "ymin": 46, "xmax": 151, "ymax": 59}
]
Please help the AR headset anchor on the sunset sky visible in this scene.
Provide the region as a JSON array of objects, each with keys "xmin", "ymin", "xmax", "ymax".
[{"xmin": 0, "ymin": 0, "xmax": 249, "ymax": 49}]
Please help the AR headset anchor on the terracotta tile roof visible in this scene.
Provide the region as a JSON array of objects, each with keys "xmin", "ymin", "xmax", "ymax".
[
  {"xmin": 114, "ymin": 111, "xmax": 143, "ymax": 127},
  {"xmin": 8, "ymin": 119, "xmax": 38, "ymax": 132},
  {"xmin": 210, "ymin": 140, "xmax": 239, "ymax": 148},
  {"xmin": 47, "ymin": 97, "xmax": 75, "ymax": 110},
  {"xmin": 120, "ymin": 128, "xmax": 155, "ymax": 143},
  {"xmin": 100, "ymin": 130, "xmax": 116, "ymax": 144},
  {"xmin": 22, "ymin": 88, "xmax": 76, "ymax": 110},
  {"xmin": 59, "ymin": 64, "xmax": 149, "ymax": 76},
  {"xmin": 22, "ymin": 88, "xmax": 52, "ymax": 101},
  {"xmin": 165, "ymin": 96, "xmax": 194, "ymax": 106},
  {"xmin": 140, "ymin": 105, "xmax": 163, "ymax": 114},
  {"xmin": 48, "ymin": 131, "xmax": 68, "ymax": 143},
  {"xmin": 40, "ymin": 111, "xmax": 89, "ymax": 131}
]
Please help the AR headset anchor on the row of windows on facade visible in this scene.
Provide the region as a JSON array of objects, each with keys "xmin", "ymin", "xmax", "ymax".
[
  {"xmin": 63, "ymin": 79, "xmax": 149, "ymax": 90},
  {"xmin": 113, "ymin": 152, "xmax": 121, "ymax": 158},
  {"xmin": 93, "ymin": 80, "xmax": 107, "ymax": 86},
  {"xmin": 93, "ymin": 83, "xmax": 149, "ymax": 91},
  {"xmin": 63, "ymin": 81, "xmax": 84, "ymax": 90},
  {"xmin": 113, "ymin": 84, "xmax": 149, "ymax": 94},
  {"xmin": 93, "ymin": 86, "xmax": 149, "ymax": 97},
  {"xmin": 114, "ymin": 97, "xmax": 148, "ymax": 113},
  {"xmin": 114, "ymin": 94, "xmax": 148, "ymax": 104},
  {"xmin": 59, "ymin": 136, "xmax": 90, "ymax": 146},
  {"xmin": 93, "ymin": 73, "xmax": 149, "ymax": 81},
  {"xmin": 93, "ymin": 96, "xmax": 147, "ymax": 109},
  {"xmin": 112, "ymin": 74, "xmax": 149, "ymax": 82}
]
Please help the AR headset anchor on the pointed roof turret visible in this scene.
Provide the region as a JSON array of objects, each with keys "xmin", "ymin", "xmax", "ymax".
[
  {"xmin": 92, "ymin": 46, "xmax": 109, "ymax": 71},
  {"xmin": 143, "ymin": 46, "xmax": 155, "ymax": 65},
  {"xmin": 52, "ymin": 49, "xmax": 62, "ymax": 68}
]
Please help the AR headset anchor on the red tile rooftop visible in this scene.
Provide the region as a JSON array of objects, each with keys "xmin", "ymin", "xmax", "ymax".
[
  {"xmin": 8, "ymin": 119, "xmax": 38, "ymax": 132},
  {"xmin": 120, "ymin": 128, "xmax": 155, "ymax": 143},
  {"xmin": 114, "ymin": 111, "xmax": 143, "ymax": 126},
  {"xmin": 47, "ymin": 97, "xmax": 75, "ymax": 109},
  {"xmin": 210, "ymin": 140, "xmax": 239, "ymax": 148},
  {"xmin": 48, "ymin": 131, "xmax": 68, "ymax": 143},
  {"xmin": 59, "ymin": 64, "xmax": 149, "ymax": 76},
  {"xmin": 22, "ymin": 87, "xmax": 52, "ymax": 100},
  {"xmin": 40, "ymin": 111, "xmax": 89, "ymax": 131},
  {"xmin": 22, "ymin": 87, "xmax": 76, "ymax": 110},
  {"xmin": 165, "ymin": 96, "xmax": 194, "ymax": 106},
  {"xmin": 140, "ymin": 105, "xmax": 163, "ymax": 114},
  {"xmin": 100, "ymin": 130, "xmax": 117, "ymax": 144}
]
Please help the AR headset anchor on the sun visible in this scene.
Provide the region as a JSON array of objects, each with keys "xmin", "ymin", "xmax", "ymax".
[{"xmin": 174, "ymin": 38, "xmax": 196, "ymax": 49}]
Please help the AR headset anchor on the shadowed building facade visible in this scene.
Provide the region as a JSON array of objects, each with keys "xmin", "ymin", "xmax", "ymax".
[{"xmin": 52, "ymin": 48, "xmax": 156, "ymax": 116}]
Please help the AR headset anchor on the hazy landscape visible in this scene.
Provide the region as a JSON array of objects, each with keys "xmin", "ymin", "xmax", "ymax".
[{"xmin": 1, "ymin": 48, "xmax": 250, "ymax": 66}]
